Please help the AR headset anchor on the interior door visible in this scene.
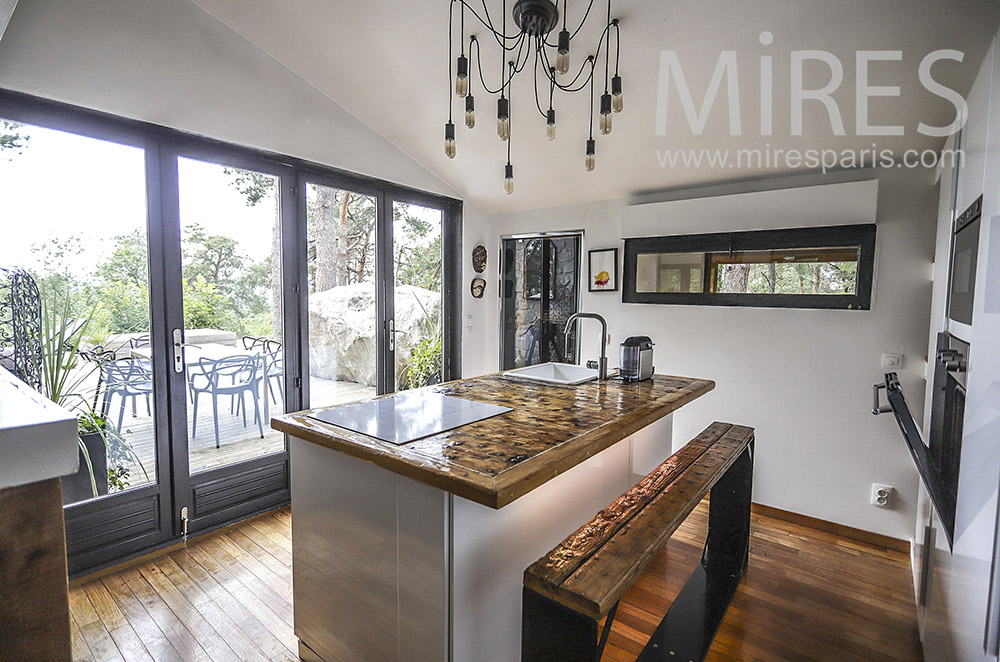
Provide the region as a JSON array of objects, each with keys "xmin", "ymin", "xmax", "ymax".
[{"xmin": 500, "ymin": 234, "xmax": 581, "ymax": 370}]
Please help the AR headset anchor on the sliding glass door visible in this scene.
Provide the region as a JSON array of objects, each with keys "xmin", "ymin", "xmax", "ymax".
[
  {"xmin": 0, "ymin": 89, "xmax": 461, "ymax": 574},
  {"xmin": 0, "ymin": 116, "xmax": 175, "ymax": 571},
  {"xmin": 303, "ymin": 180, "xmax": 379, "ymax": 407},
  {"xmin": 392, "ymin": 200, "xmax": 444, "ymax": 391},
  {"xmin": 300, "ymin": 181, "xmax": 455, "ymax": 400},
  {"xmin": 167, "ymin": 150, "xmax": 297, "ymax": 537}
]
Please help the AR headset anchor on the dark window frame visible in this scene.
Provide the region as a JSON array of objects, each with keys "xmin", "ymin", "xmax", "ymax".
[
  {"xmin": 0, "ymin": 87, "xmax": 463, "ymax": 575},
  {"xmin": 622, "ymin": 224, "xmax": 876, "ymax": 310}
]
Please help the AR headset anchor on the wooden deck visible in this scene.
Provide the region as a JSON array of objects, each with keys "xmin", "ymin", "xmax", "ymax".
[
  {"xmin": 67, "ymin": 500, "xmax": 922, "ymax": 662},
  {"xmin": 101, "ymin": 377, "xmax": 374, "ymax": 494}
]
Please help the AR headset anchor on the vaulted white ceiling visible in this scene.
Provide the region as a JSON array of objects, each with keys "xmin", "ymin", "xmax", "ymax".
[{"xmin": 192, "ymin": 0, "xmax": 999, "ymax": 214}]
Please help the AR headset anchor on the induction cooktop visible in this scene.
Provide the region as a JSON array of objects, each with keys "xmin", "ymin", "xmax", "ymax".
[{"xmin": 307, "ymin": 391, "xmax": 512, "ymax": 445}]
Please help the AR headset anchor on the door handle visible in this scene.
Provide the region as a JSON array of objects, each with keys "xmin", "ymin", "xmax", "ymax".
[
  {"xmin": 172, "ymin": 329, "xmax": 184, "ymax": 373},
  {"xmin": 872, "ymin": 382, "xmax": 891, "ymax": 415},
  {"xmin": 387, "ymin": 319, "xmax": 394, "ymax": 352}
]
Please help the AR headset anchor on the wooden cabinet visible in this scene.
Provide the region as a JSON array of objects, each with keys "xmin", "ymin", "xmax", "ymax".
[{"xmin": 0, "ymin": 477, "xmax": 72, "ymax": 662}]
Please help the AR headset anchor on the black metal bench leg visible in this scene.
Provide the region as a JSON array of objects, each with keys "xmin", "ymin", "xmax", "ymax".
[
  {"xmin": 703, "ymin": 438, "xmax": 754, "ymax": 573},
  {"xmin": 636, "ymin": 439, "xmax": 754, "ymax": 662},
  {"xmin": 522, "ymin": 587, "xmax": 600, "ymax": 662}
]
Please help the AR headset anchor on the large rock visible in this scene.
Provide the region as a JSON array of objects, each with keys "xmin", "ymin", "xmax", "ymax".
[{"xmin": 308, "ymin": 283, "xmax": 441, "ymax": 387}]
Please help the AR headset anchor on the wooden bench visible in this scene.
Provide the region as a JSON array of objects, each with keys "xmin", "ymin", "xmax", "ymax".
[{"xmin": 522, "ymin": 421, "xmax": 755, "ymax": 662}]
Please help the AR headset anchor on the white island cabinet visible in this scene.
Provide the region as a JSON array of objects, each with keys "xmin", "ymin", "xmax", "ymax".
[{"xmin": 274, "ymin": 373, "xmax": 714, "ymax": 662}]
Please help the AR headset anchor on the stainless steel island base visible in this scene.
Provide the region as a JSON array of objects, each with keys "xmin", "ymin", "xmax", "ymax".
[{"xmin": 290, "ymin": 414, "xmax": 673, "ymax": 662}]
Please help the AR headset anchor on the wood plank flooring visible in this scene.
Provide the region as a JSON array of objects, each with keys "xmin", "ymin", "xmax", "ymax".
[
  {"xmin": 601, "ymin": 502, "xmax": 923, "ymax": 662},
  {"xmin": 69, "ymin": 502, "xmax": 922, "ymax": 662}
]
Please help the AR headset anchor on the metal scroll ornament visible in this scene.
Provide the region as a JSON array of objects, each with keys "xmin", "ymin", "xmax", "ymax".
[{"xmin": 0, "ymin": 267, "xmax": 42, "ymax": 389}]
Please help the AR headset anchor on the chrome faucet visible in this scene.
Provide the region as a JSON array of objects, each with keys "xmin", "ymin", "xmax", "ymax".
[{"xmin": 564, "ymin": 312, "xmax": 609, "ymax": 380}]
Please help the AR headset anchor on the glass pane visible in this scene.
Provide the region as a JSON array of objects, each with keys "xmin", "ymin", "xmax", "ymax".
[
  {"xmin": 305, "ymin": 183, "xmax": 378, "ymax": 405},
  {"xmin": 635, "ymin": 246, "xmax": 860, "ymax": 295},
  {"xmin": 0, "ymin": 118, "xmax": 157, "ymax": 504},
  {"xmin": 177, "ymin": 158, "xmax": 285, "ymax": 474},
  {"xmin": 393, "ymin": 202, "xmax": 442, "ymax": 390},
  {"xmin": 635, "ymin": 252, "xmax": 705, "ymax": 293},
  {"xmin": 500, "ymin": 236, "xmax": 580, "ymax": 370},
  {"xmin": 711, "ymin": 247, "xmax": 860, "ymax": 295}
]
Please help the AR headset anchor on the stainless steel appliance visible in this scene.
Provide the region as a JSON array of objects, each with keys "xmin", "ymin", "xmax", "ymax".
[
  {"xmin": 620, "ymin": 336, "xmax": 654, "ymax": 382},
  {"xmin": 948, "ymin": 195, "xmax": 982, "ymax": 326}
]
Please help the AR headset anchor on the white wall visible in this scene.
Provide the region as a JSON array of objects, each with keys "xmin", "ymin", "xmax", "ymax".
[
  {"xmin": 486, "ymin": 168, "xmax": 939, "ymax": 540},
  {"xmin": 0, "ymin": 0, "xmax": 494, "ymax": 379}
]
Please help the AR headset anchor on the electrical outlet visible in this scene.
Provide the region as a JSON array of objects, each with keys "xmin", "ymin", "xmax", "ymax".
[
  {"xmin": 871, "ymin": 483, "xmax": 893, "ymax": 508},
  {"xmin": 881, "ymin": 353, "xmax": 903, "ymax": 369}
]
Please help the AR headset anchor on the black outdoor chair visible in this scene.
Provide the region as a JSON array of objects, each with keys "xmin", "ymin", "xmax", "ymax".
[{"xmin": 189, "ymin": 355, "xmax": 264, "ymax": 449}]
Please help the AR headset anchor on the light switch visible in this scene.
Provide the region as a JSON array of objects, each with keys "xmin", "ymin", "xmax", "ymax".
[{"xmin": 881, "ymin": 353, "xmax": 903, "ymax": 369}]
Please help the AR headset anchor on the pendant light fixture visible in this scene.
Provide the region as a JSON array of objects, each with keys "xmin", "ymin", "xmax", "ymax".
[{"xmin": 444, "ymin": 0, "xmax": 622, "ymax": 193}]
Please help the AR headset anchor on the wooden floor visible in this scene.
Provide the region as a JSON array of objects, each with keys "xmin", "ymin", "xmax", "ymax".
[
  {"xmin": 602, "ymin": 503, "xmax": 923, "ymax": 662},
  {"xmin": 68, "ymin": 502, "xmax": 923, "ymax": 662}
]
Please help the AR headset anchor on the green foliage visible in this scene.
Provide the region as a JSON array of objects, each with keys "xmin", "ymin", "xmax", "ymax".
[
  {"xmin": 99, "ymin": 279, "xmax": 150, "ymax": 334},
  {"xmin": 97, "ymin": 229, "xmax": 148, "ymax": 287},
  {"xmin": 738, "ymin": 261, "xmax": 858, "ymax": 295},
  {"xmin": 0, "ymin": 119, "xmax": 30, "ymax": 158},
  {"xmin": 35, "ymin": 290, "xmax": 105, "ymax": 497},
  {"xmin": 222, "ymin": 167, "xmax": 275, "ymax": 207},
  {"xmin": 36, "ymin": 290, "xmax": 98, "ymax": 410},
  {"xmin": 407, "ymin": 335, "xmax": 443, "ymax": 389},
  {"xmin": 405, "ymin": 291, "xmax": 442, "ymax": 389},
  {"xmin": 306, "ymin": 188, "xmax": 378, "ymax": 289},
  {"xmin": 77, "ymin": 410, "xmax": 146, "ymax": 494},
  {"xmin": 184, "ymin": 223, "xmax": 244, "ymax": 286},
  {"xmin": 183, "ymin": 274, "xmax": 228, "ymax": 329},
  {"xmin": 393, "ymin": 204, "xmax": 442, "ymax": 293}
]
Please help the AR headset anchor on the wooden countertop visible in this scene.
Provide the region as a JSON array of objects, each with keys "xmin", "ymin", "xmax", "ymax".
[{"xmin": 271, "ymin": 373, "xmax": 714, "ymax": 509}]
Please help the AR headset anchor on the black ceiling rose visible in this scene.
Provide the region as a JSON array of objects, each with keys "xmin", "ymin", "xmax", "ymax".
[{"xmin": 512, "ymin": 0, "xmax": 560, "ymax": 36}]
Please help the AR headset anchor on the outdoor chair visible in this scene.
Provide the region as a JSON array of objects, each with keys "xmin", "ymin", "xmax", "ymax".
[
  {"xmin": 79, "ymin": 345, "xmax": 118, "ymax": 412},
  {"xmin": 264, "ymin": 345, "xmax": 284, "ymax": 404},
  {"xmin": 102, "ymin": 358, "xmax": 154, "ymax": 432},
  {"xmin": 129, "ymin": 334, "xmax": 150, "ymax": 349},
  {"xmin": 242, "ymin": 335, "xmax": 266, "ymax": 350},
  {"xmin": 189, "ymin": 355, "xmax": 264, "ymax": 449}
]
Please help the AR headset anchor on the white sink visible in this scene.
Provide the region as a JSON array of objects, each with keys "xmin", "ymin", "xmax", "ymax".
[{"xmin": 503, "ymin": 362, "xmax": 598, "ymax": 385}]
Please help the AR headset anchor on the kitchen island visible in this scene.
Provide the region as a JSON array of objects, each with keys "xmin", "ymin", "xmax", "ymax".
[{"xmin": 272, "ymin": 372, "xmax": 714, "ymax": 662}]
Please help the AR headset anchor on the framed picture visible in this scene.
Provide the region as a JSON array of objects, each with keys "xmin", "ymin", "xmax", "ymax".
[{"xmin": 588, "ymin": 248, "xmax": 618, "ymax": 292}]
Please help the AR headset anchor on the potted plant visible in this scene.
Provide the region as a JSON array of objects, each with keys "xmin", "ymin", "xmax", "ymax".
[
  {"xmin": 406, "ymin": 292, "xmax": 443, "ymax": 389},
  {"xmin": 35, "ymin": 290, "xmax": 146, "ymax": 504}
]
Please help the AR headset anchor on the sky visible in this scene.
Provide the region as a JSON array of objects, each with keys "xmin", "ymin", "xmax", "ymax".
[
  {"xmin": 0, "ymin": 121, "xmax": 278, "ymax": 282},
  {"xmin": 0, "ymin": 119, "xmax": 443, "ymax": 291}
]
